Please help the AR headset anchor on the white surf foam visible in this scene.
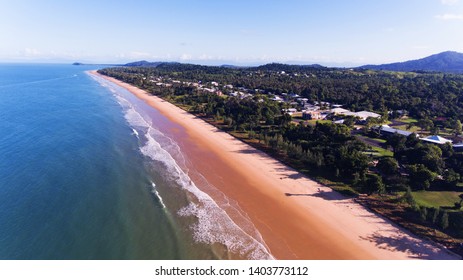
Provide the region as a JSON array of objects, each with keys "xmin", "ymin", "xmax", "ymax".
[
  {"xmin": 108, "ymin": 86, "xmax": 273, "ymax": 259},
  {"xmin": 131, "ymin": 128, "xmax": 139, "ymax": 138},
  {"xmin": 151, "ymin": 181, "xmax": 166, "ymax": 209}
]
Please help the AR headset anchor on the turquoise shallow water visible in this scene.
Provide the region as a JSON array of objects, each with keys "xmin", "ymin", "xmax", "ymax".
[{"xmin": 0, "ymin": 64, "xmax": 272, "ymax": 260}]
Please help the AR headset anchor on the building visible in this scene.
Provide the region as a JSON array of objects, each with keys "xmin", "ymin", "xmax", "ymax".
[
  {"xmin": 304, "ymin": 104, "xmax": 320, "ymax": 111},
  {"xmin": 353, "ymin": 111, "xmax": 381, "ymax": 120},
  {"xmin": 303, "ymin": 110, "xmax": 322, "ymax": 120},
  {"xmin": 420, "ymin": 135, "xmax": 453, "ymax": 145},
  {"xmin": 297, "ymin": 98, "xmax": 309, "ymax": 104},
  {"xmin": 378, "ymin": 125, "xmax": 417, "ymax": 137},
  {"xmin": 283, "ymin": 108, "xmax": 298, "ymax": 115},
  {"xmin": 330, "ymin": 108, "xmax": 351, "ymax": 115},
  {"xmin": 272, "ymin": 96, "xmax": 284, "ymax": 102},
  {"xmin": 330, "ymin": 108, "xmax": 381, "ymax": 121}
]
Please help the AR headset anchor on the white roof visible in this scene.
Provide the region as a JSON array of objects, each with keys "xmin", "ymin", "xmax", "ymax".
[
  {"xmin": 380, "ymin": 125, "xmax": 416, "ymax": 137},
  {"xmin": 355, "ymin": 111, "xmax": 381, "ymax": 119},
  {"xmin": 330, "ymin": 108, "xmax": 351, "ymax": 114},
  {"xmin": 283, "ymin": 108, "xmax": 297, "ymax": 112},
  {"xmin": 420, "ymin": 135, "xmax": 453, "ymax": 145}
]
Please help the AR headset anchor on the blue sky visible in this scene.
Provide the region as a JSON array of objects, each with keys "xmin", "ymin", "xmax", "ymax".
[{"xmin": 0, "ymin": 0, "xmax": 462, "ymax": 66}]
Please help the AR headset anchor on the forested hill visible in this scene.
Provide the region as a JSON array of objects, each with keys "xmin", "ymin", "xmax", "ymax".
[
  {"xmin": 254, "ymin": 63, "xmax": 327, "ymax": 71},
  {"xmin": 124, "ymin": 61, "xmax": 181, "ymax": 67},
  {"xmin": 360, "ymin": 51, "xmax": 463, "ymax": 73}
]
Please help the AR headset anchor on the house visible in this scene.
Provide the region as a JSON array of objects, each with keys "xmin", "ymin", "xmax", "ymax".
[
  {"xmin": 330, "ymin": 108, "xmax": 351, "ymax": 115},
  {"xmin": 303, "ymin": 110, "xmax": 322, "ymax": 120},
  {"xmin": 315, "ymin": 101, "xmax": 330, "ymax": 107},
  {"xmin": 272, "ymin": 96, "xmax": 284, "ymax": 102},
  {"xmin": 201, "ymin": 88, "xmax": 216, "ymax": 93},
  {"xmin": 420, "ymin": 135, "xmax": 453, "ymax": 145},
  {"xmin": 297, "ymin": 98, "xmax": 309, "ymax": 104},
  {"xmin": 352, "ymin": 111, "xmax": 381, "ymax": 120},
  {"xmin": 304, "ymin": 104, "xmax": 320, "ymax": 111},
  {"xmin": 283, "ymin": 108, "xmax": 298, "ymax": 115},
  {"xmin": 378, "ymin": 125, "xmax": 417, "ymax": 137}
]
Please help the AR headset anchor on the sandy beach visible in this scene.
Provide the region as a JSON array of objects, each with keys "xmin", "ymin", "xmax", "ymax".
[{"xmin": 91, "ymin": 70, "xmax": 459, "ymax": 260}]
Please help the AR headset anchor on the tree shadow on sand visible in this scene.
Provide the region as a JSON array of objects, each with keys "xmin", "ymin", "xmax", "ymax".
[
  {"xmin": 359, "ymin": 231, "xmax": 457, "ymax": 260},
  {"xmin": 285, "ymin": 189, "xmax": 350, "ymax": 201},
  {"xmin": 235, "ymin": 148, "xmax": 263, "ymax": 155}
]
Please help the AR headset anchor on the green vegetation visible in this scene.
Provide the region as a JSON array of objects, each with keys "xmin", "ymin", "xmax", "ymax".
[
  {"xmin": 412, "ymin": 191, "xmax": 463, "ymax": 208},
  {"xmin": 400, "ymin": 117, "xmax": 418, "ymax": 124},
  {"xmin": 369, "ymin": 146, "xmax": 394, "ymax": 157},
  {"xmin": 99, "ymin": 63, "xmax": 463, "ymax": 254},
  {"xmin": 392, "ymin": 125, "xmax": 421, "ymax": 133},
  {"xmin": 305, "ymin": 119, "xmax": 332, "ymax": 126}
]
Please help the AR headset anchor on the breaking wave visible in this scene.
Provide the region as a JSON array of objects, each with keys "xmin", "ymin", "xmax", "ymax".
[{"xmin": 93, "ymin": 74, "xmax": 273, "ymax": 259}]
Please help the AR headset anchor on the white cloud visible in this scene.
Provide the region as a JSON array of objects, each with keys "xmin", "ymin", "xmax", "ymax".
[
  {"xmin": 435, "ymin": 13, "xmax": 463, "ymax": 20},
  {"xmin": 179, "ymin": 53, "xmax": 192, "ymax": 60},
  {"xmin": 441, "ymin": 0, "xmax": 460, "ymax": 5},
  {"xmin": 198, "ymin": 54, "xmax": 215, "ymax": 60},
  {"xmin": 23, "ymin": 48, "xmax": 41, "ymax": 56}
]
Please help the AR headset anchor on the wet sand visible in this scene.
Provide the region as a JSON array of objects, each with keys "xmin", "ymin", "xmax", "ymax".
[{"xmin": 91, "ymin": 70, "xmax": 459, "ymax": 260}]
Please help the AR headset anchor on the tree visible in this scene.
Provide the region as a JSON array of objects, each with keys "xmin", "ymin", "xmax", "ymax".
[
  {"xmin": 420, "ymin": 144, "xmax": 444, "ymax": 173},
  {"xmin": 441, "ymin": 142, "xmax": 454, "ymax": 158},
  {"xmin": 430, "ymin": 207, "xmax": 439, "ymax": 224},
  {"xmin": 403, "ymin": 187, "xmax": 417, "ymax": 208},
  {"xmin": 419, "ymin": 206, "xmax": 428, "ymax": 222},
  {"xmin": 386, "ymin": 133, "xmax": 406, "ymax": 153},
  {"xmin": 362, "ymin": 174, "xmax": 386, "ymax": 195},
  {"xmin": 405, "ymin": 133, "xmax": 420, "ymax": 148},
  {"xmin": 430, "ymin": 125, "xmax": 440, "ymax": 135},
  {"xmin": 454, "ymin": 119, "xmax": 462, "ymax": 136},
  {"xmin": 439, "ymin": 211, "xmax": 449, "ymax": 230},
  {"xmin": 377, "ymin": 157, "xmax": 399, "ymax": 176},
  {"xmin": 417, "ymin": 118, "xmax": 434, "ymax": 132},
  {"xmin": 444, "ymin": 168, "xmax": 460, "ymax": 187},
  {"xmin": 408, "ymin": 164, "xmax": 437, "ymax": 190}
]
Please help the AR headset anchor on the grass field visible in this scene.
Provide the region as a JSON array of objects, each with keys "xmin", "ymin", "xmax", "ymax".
[
  {"xmin": 398, "ymin": 117, "xmax": 418, "ymax": 124},
  {"xmin": 370, "ymin": 137, "xmax": 387, "ymax": 143},
  {"xmin": 412, "ymin": 191, "xmax": 462, "ymax": 208},
  {"xmin": 365, "ymin": 146, "xmax": 393, "ymax": 157},
  {"xmin": 392, "ymin": 124, "xmax": 421, "ymax": 133}
]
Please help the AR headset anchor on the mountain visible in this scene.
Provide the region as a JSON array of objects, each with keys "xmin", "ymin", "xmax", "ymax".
[
  {"xmin": 360, "ymin": 51, "xmax": 463, "ymax": 73},
  {"xmin": 124, "ymin": 60, "xmax": 164, "ymax": 67},
  {"xmin": 255, "ymin": 63, "xmax": 327, "ymax": 72}
]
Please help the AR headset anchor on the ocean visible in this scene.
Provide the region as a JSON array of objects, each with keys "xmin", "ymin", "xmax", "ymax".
[{"xmin": 0, "ymin": 64, "xmax": 271, "ymax": 260}]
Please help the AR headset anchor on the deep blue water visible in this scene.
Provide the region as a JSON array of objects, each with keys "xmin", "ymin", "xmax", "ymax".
[{"xmin": 0, "ymin": 64, "xmax": 182, "ymax": 259}]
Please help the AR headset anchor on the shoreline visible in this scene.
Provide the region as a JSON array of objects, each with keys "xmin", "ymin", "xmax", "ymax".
[{"xmin": 90, "ymin": 70, "xmax": 459, "ymax": 260}]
